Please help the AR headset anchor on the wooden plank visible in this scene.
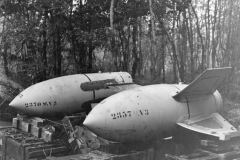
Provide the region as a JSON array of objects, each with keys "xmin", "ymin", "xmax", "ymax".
[
  {"xmin": 31, "ymin": 125, "xmax": 42, "ymax": 138},
  {"xmin": 12, "ymin": 118, "xmax": 19, "ymax": 128},
  {"xmin": 1, "ymin": 135, "xmax": 8, "ymax": 160},
  {"xmin": 179, "ymin": 151, "xmax": 209, "ymax": 159},
  {"xmin": 27, "ymin": 146, "xmax": 67, "ymax": 159},
  {"xmin": 21, "ymin": 121, "xmax": 31, "ymax": 133},
  {"xmin": 200, "ymin": 139, "xmax": 234, "ymax": 153},
  {"xmin": 0, "ymin": 126, "xmax": 14, "ymax": 129},
  {"xmin": 45, "ymin": 154, "xmax": 84, "ymax": 160}
]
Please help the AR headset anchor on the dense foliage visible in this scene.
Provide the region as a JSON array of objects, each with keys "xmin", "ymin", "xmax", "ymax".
[{"xmin": 0, "ymin": 0, "xmax": 240, "ymax": 88}]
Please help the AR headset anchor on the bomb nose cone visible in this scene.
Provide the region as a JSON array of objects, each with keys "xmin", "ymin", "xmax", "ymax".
[
  {"xmin": 83, "ymin": 113, "xmax": 95, "ymax": 127},
  {"xmin": 9, "ymin": 92, "xmax": 33, "ymax": 115},
  {"xmin": 8, "ymin": 84, "xmax": 46, "ymax": 116},
  {"xmin": 83, "ymin": 91, "xmax": 138, "ymax": 142},
  {"xmin": 9, "ymin": 97, "xmax": 19, "ymax": 108},
  {"xmin": 83, "ymin": 104, "xmax": 107, "ymax": 135},
  {"xmin": 9, "ymin": 94, "xmax": 24, "ymax": 109},
  {"xmin": 83, "ymin": 113, "xmax": 101, "ymax": 128}
]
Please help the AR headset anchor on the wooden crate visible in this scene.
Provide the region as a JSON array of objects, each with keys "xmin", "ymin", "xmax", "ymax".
[
  {"xmin": 1, "ymin": 134, "xmax": 67, "ymax": 160},
  {"xmin": 12, "ymin": 116, "xmax": 54, "ymax": 142},
  {"xmin": 14, "ymin": 115, "xmax": 44, "ymax": 130}
]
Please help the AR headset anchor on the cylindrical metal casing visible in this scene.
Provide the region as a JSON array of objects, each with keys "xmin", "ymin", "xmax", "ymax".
[
  {"xmin": 9, "ymin": 72, "xmax": 133, "ymax": 116},
  {"xmin": 84, "ymin": 84, "xmax": 223, "ymax": 143}
]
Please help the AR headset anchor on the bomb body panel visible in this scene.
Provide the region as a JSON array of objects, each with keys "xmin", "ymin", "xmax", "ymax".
[
  {"xmin": 84, "ymin": 84, "xmax": 222, "ymax": 143},
  {"xmin": 10, "ymin": 72, "xmax": 133, "ymax": 116}
]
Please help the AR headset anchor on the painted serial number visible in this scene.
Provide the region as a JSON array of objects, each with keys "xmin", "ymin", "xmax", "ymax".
[
  {"xmin": 111, "ymin": 109, "xmax": 149, "ymax": 120},
  {"xmin": 25, "ymin": 101, "xmax": 57, "ymax": 107}
]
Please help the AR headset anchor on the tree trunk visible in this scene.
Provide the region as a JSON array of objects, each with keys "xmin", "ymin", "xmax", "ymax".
[
  {"xmin": 110, "ymin": 0, "xmax": 115, "ymax": 30},
  {"xmin": 88, "ymin": 39, "xmax": 94, "ymax": 72},
  {"xmin": 3, "ymin": 45, "xmax": 8, "ymax": 76},
  {"xmin": 79, "ymin": 42, "xmax": 86, "ymax": 73},
  {"xmin": 162, "ymin": 34, "xmax": 165, "ymax": 83},
  {"xmin": 170, "ymin": 0, "xmax": 179, "ymax": 83},
  {"xmin": 205, "ymin": 0, "xmax": 210, "ymax": 68},
  {"xmin": 69, "ymin": 0, "xmax": 77, "ymax": 73},
  {"xmin": 57, "ymin": 28, "xmax": 61, "ymax": 76},
  {"xmin": 50, "ymin": 10, "xmax": 57, "ymax": 76},
  {"xmin": 42, "ymin": 8, "xmax": 48, "ymax": 80},
  {"xmin": 225, "ymin": 0, "xmax": 233, "ymax": 67},
  {"xmin": 191, "ymin": 3, "xmax": 205, "ymax": 72},
  {"xmin": 215, "ymin": 0, "xmax": 222, "ymax": 67},
  {"xmin": 211, "ymin": 0, "xmax": 218, "ymax": 68},
  {"xmin": 187, "ymin": 8, "xmax": 194, "ymax": 80},
  {"xmin": 118, "ymin": 22, "xmax": 130, "ymax": 72},
  {"xmin": 179, "ymin": 10, "xmax": 187, "ymax": 82},
  {"xmin": 1, "ymin": 18, "xmax": 9, "ymax": 77},
  {"xmin": 87, "ymin": 16, "xmax": 93, "ymax": 73},
  {"xmin": 149, "ymin": 0, "xmax": 157, "ymax": 80},
  {"xmin": 53, "ymin": 33, "xmax": 57, "ymax": 76},
  {"xmin": 132, "ymin": 18, "xmax": 138, "ymax": 79},
  {"xmin": 138, "ymin": 19, "xmax": 142, "ymax": 76},
  {"xmin": 111, "ymin": 38, "xmax": 118, "ymax": 71}
]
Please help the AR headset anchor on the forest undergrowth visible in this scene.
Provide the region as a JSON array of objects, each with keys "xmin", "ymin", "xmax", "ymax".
[{"xmin": 219, "ymin": 84, "xmax": 240, "ymax": 130}]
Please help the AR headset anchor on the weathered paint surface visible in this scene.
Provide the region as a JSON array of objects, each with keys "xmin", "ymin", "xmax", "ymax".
[
  {"xmin": 9, "ymin": 72, "xmax": 134, "ymax": 116},
  {"xmin": 83, "ymin": 84, "xmax": 222, "ymax": 143},
  {"xmin": 84, "ymin": 68, "xmax": 235, "ymax": 143}
]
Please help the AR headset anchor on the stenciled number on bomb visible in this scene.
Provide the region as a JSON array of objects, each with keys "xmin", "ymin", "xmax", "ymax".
[
  {"xmin": 111, "ymin": 109, "xmax": 149, "ymax": 120},
  {"xmin": 25, "ymin": 101, "xmax": 57, "ymax": 107}
]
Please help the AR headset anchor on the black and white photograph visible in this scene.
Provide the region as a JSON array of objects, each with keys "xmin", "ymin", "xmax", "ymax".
[{"xmin": 0, "ymin": 0, "xmax": 240, "ymax": 159}]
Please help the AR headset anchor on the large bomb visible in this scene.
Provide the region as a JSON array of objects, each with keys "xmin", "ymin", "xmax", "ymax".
[{"xmin": 10, "ymin": 72, "xmax": 133, "ymax": 116}]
